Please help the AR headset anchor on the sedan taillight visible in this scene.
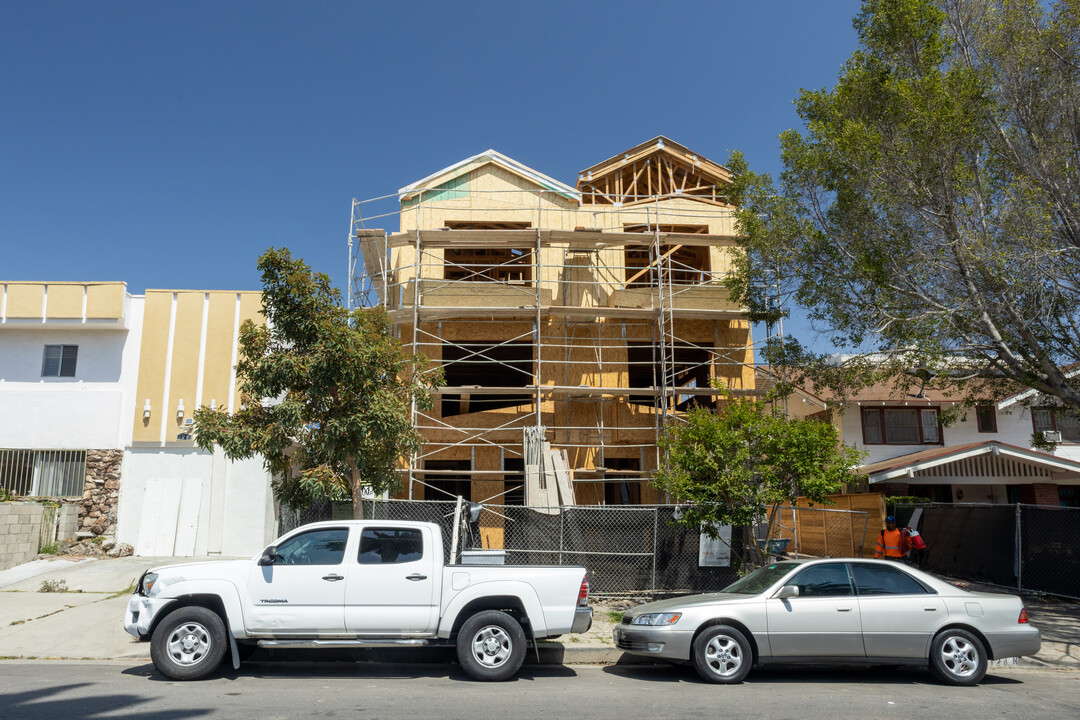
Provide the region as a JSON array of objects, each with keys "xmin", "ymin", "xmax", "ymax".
[
  {"xmin": 578, "ymin": 574, "xmax": 589, "ymax": 606},
  {"xmin": 1018, "ymin": 608, "xmax": 1029, "ymax": 624}
]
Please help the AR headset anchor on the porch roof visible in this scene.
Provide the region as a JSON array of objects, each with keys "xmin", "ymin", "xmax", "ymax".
[{"xmin": 859, "ymin": 441, "xmax": 1080, "ymax": 485}]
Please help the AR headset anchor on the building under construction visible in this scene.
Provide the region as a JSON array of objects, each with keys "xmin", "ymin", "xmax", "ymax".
[{"xmin": 352, "ymin": 137, "xmax": 756, "ymax": 548}]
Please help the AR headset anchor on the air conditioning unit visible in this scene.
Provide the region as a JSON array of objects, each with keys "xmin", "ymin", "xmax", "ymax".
[{"xmin": 1043, "ymin": 430, "xmax": 1062, "ymax": 443}]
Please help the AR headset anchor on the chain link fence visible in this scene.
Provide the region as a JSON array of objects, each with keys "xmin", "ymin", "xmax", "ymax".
[
  {"xmin": 279, "ymin": 500, "xmax": 873, "ymax": 598},
  {"xmin": 895, "ymin": 502, "xmax": 1080, "ymax": 600}
]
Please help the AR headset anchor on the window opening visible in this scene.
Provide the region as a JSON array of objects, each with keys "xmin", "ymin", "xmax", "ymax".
[
  {"xmin": 441, "ymin": 341, "xmax": 532, "ymax": 416},
  {"xmin": 624, "ymin": 244, "xmax": 709, "ymax": 287},
  {"xmin": 627, "ymin": 342, "xmax": 711, "ymax": 410},
  {"xmin": 603, "ymin": 457, "xmax": 641, "ymax": 505},
  {"xmin": 424, "ymin": 459, "xmax": 472, "ymax": 502},
  {"xmin": 444, "ymin": 246, "xmax": 533, "ymax": 285}
]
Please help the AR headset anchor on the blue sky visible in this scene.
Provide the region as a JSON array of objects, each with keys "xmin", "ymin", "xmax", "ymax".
[{"xmin": 1, "ymin": 0, "xmax": 863, "ymax": 350}]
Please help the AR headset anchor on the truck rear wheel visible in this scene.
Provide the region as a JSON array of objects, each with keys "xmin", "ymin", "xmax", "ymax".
[
  {"xmin": 150, "ymin": 606, "xmax": 228, "ymax": 680},
  {"xmin": 456, "ymin": 610, "xmax": 527, "ymax": 681}
]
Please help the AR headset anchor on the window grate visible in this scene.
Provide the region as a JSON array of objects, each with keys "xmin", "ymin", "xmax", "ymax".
[{"xmin": 0, "ymin": 449, "xmax": 87, "ymax": 497}]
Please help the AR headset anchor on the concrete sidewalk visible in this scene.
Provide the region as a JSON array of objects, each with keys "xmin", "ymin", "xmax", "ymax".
[{"xmin": 1, "ymin": 556, "xmax": 1077, "ymax": 669}]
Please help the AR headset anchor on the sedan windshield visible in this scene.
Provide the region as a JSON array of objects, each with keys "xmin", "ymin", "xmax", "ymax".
[{"xmin": 721, "ymin": 562, "xmax": 798, "ymax": 595}]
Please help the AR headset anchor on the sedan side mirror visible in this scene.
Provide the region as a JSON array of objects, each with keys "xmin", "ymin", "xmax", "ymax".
[
  {"xmin": 774, "ymin": 584, "xmax": 800, "ymax": 600},
  {"xmin": 258, "ymin": 546, "xmax": 278, "ymax": 566}
]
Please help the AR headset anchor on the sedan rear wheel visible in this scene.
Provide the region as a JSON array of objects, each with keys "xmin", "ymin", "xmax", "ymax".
[
  {"xmin": 692, "ymin": 625, "xmax": 752, "ymax": 684},
  {"xmin": 929, "ymin": 628, "xmax": 987, "ymax": 686}
]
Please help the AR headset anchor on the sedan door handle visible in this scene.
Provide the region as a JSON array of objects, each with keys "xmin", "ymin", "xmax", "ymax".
[
  {"xmin": 322, "ymin": 573, "xmax": 344, "ymax": 581},
  {"xmin": 406, "ymin": 574, "xmax": 427, "ymax": 581},
  {"xmin": 836, "ymin": 607, "xmax": 853, "ymax": 612}
]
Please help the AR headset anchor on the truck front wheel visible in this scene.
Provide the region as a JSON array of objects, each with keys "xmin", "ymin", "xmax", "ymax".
[
  {"xmin": 150, "ymin": 606, "xmax": 228, "ymax": 680},
  {"xmin": 456, "ymin": 610, "xmax": 527, "ymax": 681}
]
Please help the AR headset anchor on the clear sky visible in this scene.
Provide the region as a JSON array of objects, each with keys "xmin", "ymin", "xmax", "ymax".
[{"xmin": 1, "ymin": 0, "xmax": 863, "ymax": 349}]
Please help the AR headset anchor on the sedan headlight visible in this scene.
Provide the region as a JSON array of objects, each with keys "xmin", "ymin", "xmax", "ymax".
[
  {"xmin": 140, "ymin": 572, "xmax": 158, "ymax": 596},
  {"xmin": 631, "ymin": 612, "xmax": 682, "ymax": 626}
]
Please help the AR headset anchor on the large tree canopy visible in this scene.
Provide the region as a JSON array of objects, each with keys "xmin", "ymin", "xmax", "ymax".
[
  {"xmin": 727, "ymin": 0, "xmax": 1080, "ymax": 409},
  {"xmin": 194, "ymin": 248, "xmax": 439, "ymax": 517}
]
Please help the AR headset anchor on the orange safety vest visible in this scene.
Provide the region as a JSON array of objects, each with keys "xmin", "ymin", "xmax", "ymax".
[{"xmin": 875, "ymin": 528, "xmax": 909, "ymax": 558}]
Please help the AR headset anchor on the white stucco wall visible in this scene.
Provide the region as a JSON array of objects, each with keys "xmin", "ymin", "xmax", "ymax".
[
  {"xmin": 0, "ymin": 299, "xmax": 143, "ymax": 450},
  {"xmin": 842, "ymin": 403, "xmax": 1047, "ymax": 465},
  {"xmin": 117, "ymin": 447, "xmax": 276, "ymax": 557}
]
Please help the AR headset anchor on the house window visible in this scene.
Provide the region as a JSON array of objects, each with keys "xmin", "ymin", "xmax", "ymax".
[
  {"xmin": 41, "ymin": 345, "xmax": 78, "ymax": 377},
  {"xmin": 1059, "ymin": 486, "xmax": 1080, "ymax": 508},
  {"xmin": 1033, "ymin": 407, "xmax": 1080, "ymax": 442},
  {"xmin": 861, "ymin": 407, "xmax": 942, "ymax": 445},
  {"xmin": 0, "ymin": 449, "xmax": 86, "ymax": 497},
  {"xmin": 975, "ymin": 405, "xmax": 997, "ymax": 433}
]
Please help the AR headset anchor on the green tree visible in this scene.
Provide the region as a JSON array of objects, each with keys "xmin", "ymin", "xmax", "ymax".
[
  {"xmin": 654, "ymin": 387, "xmax": 864, "ymax": 565},
  {"xmin": 194, "ymin": 248, "xmax": 439, "ymax": 518},
  {"xmin": 726, "ymin": 0, "xmax": 1080, "ymax": 409}
]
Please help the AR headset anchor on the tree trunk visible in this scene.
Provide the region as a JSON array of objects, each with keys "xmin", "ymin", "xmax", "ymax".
[{"xmin": 348, "ymin": 455, "xmax": 364, "ymax": 519}]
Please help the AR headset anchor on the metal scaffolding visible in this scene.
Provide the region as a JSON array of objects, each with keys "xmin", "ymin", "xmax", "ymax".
[{"xmin": 348, "ymin": 185, "xmax": 781, "ymax": 506}]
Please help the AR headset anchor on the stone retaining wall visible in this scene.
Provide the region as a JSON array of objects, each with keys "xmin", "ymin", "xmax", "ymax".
[{"xmin": 80, "ymin": 449, "xmax": 123, "ymax": 538}]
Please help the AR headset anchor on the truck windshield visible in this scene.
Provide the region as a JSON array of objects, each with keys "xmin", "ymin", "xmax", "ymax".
[{"xmin": 720, "ymin": 563, "xmax": 798, "ymax": 595}]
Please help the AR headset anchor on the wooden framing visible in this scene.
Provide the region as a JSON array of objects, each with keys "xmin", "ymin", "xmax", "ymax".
[{"xmin": 351, "ymin": 137, "xmax": 758, "ymax": 521}]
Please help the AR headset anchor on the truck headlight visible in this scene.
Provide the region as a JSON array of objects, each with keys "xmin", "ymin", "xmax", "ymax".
[
  {"xmin": 141, "ymin": 572, "xmax": 158, "ymax": 596},
  {"xmin": 631, "ymin": 612, "xmax": 681, "ymax": 626}
]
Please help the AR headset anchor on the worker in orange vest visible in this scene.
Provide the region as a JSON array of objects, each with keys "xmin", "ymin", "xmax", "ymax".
[{"xmin": 874, "ymin": 515, "xmax": 912, "ymax": 562}]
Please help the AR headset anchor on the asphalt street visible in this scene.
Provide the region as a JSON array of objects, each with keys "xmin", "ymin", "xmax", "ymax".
[{"xmin": 1, "ymin": 661, "xmax": 1078, "ymax": 720}]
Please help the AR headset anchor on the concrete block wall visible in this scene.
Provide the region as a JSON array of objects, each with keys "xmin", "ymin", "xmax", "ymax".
[
  {"xmin": 58, "ymin": 504, "xmax": 79, "ymax": 543},
  {"xmin": 0, "ymin": 502, "xmax": 46, "ymax": 571}
]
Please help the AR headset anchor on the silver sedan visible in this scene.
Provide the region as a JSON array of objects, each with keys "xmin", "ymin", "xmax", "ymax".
[{"xmin": 614, "ymin": 558, "xmax": 1040, "ymax": 685}]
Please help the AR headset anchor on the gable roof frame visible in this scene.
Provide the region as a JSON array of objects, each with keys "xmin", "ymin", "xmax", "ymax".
[{"xmin": 398, "ymin": 149, "xmax": 580, "ymax": 203}]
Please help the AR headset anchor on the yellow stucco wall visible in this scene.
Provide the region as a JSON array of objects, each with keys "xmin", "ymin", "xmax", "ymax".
[{"xmin": 132, "ymin": 290, "xmax": 262, "ymax": 445}]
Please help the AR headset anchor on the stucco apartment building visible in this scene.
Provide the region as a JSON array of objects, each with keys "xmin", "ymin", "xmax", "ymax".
[
  {"xmin": 0, "ymin": 281, "xmax": 276, "ymax": 556},
  {"xmin": 354, "ymin": 137, "xmax": 756, "ymax": 544}
]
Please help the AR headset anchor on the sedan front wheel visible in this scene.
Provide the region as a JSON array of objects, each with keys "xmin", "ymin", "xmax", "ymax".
[{"xmin": 692, "ymin": 625, "xmax": 752, "ymax": 684}]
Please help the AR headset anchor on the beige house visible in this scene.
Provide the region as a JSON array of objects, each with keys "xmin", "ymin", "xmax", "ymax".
[{"xmin": 355, "ymin": 137, "xmax": 756, "ymax": 546}]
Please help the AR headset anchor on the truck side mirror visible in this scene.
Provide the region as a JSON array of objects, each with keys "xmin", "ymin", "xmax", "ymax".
[{"xmin": 259, "ymin": 547, "xmax": 278, "ymax": 566}]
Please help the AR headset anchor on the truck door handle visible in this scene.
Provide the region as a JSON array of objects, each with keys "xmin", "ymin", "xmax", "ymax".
[
  {"xmin": 322, "ymin": 574, "xmax": 344, "ymax": 581},
  {"xmin": 406, "ymin": 574, "xmax": 427, "ymax": 581}
]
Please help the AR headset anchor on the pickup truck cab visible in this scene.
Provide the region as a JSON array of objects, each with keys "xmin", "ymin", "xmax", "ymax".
[{"xmin": 124, "ymin": 520, "xmax": 592, "ymax": 681}]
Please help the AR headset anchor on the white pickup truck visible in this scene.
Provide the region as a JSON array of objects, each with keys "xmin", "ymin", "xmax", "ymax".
[{"xmin": 124, "ymin": 520, "xmax": 592, "ymax": 681}]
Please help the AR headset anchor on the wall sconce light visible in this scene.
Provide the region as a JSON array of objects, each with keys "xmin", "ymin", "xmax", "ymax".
[
  {"xmin": 143, "ymin": 399, "xmax": 152, "ymax": 419},
  {"xmin": 176, "ymin": 399, "xmax": 185, "ymax": 418},
  {"xmin": 209, "ymin": 399, "xmax": 216, "ymax": 411}
]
